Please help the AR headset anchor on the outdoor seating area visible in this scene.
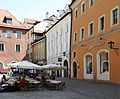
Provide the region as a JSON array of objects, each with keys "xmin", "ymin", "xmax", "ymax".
[
  {"xmin": 0, "ymin": 61, "xmax": 66, "ymax": 92},
  {"xmin": 0, "ymin": 74, "xmax": 66, "ymax": 92}
]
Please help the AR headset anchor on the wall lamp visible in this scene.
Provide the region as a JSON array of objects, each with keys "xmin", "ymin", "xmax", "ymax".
[
  {"xmin": 108, "ymin": 41, "xmax": 118, "ymax": 49},
  {"xmin": 108, "ymin": 40, "xmax": 119, "ymax": 56}
]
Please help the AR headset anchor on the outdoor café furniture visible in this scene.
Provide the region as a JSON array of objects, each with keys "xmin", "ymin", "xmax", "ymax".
[
  {"xmin": 24, "ymin": 78, "xmax": 40, "ymax": 91},
  {"xmin": 45, "ymin": 79, "xmax": 66, "ymax": 90}
]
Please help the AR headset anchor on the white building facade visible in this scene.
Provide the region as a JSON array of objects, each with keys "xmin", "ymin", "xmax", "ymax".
[{"xmin": 45, "ymin": 10, "xmax": 71, "ymax": 77}]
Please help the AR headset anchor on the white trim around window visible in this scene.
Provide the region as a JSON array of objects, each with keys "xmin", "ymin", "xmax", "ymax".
[
  {"xmin": 15, "ymin": 44, "xmax": 21, "ymax": 53},
  {"xmin": 73, "ymin": 32, "xmax": 77, "ymax": 43},
  {"xmin": 97, "ymin": 49, "xmax": 110, "ymax": 80},
  {"xmin": 16, "ymin": 31, "xmax": 22, "ymax": 39},
  {"xmin": 98, "ymin": 15, "xmax": 105, "ymax": 32},
  {"xmin": 0, "ymin": 43, "xmax": 5, "ymax": 52},
  {"xmin": 6, "ymin": 30, "xmax": 12, "ymax": 38},
  {"xmin": 80, "ymin": 27, "xmax": 84, "ymax": 40},
  {"xmin": 88, "ymin": 21, "xmax": 94, "ymax": 36},
  {"xmin": 0, "ymin": 30, "xmax": 2, "ymax": 37},
  {"xmin": 83, "ymin": 53, "xmax": 93, "ymax": 79},
  {"xmin": 110, "ymin": 6, "xmax": 119, "ymax": 27},
  {"xmin": 89, "ymin": 0, "xmax": 94, "ymax": 8},
  {"xmin": 81, "ymin": 1, "xmax": 86, "ymax": 14},
  {"xmin": 74, "ymin": 7, "xmax": 78, "ymax": 19}
]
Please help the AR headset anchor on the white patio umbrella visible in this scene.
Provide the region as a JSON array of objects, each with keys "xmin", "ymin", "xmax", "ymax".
[
  {"xmin": 42, "ymin": 64, "xmax": 66, "ymax": 70},
  {"xmin": 7, "ymin": 61, "xmax": 42, "ymax": 70}
]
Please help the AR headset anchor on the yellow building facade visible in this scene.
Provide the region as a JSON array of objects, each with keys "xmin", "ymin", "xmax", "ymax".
[{"xmin": 70, "ymin": 0, "xmax": 120, "ymax": 84}]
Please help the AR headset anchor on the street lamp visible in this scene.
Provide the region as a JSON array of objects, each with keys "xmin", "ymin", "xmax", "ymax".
[
  {"xmin": 108, "ymin": 41, "xmax": 119, "ymax": 49},
  {"xmin": 108, "ymin": 40, "xmax": 119, "ymax": 56},
  {"xmin": 108, "ymin": 41, "xmax": 114, "ymax": 49}
]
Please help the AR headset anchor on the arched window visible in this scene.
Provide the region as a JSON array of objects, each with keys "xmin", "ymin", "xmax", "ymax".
[
  {"xmin": 102, "ymin": 61, "xmax": 109, "ymax": 74},
  {"xmin": 86, "ymin": 55, "xmax": 92, "ymax": 74},
  {"xmin": 99, "ymin": 51, "xmax": 109, "ymax": 74},
  {"xmin": 84, "ymin": 53, "xmax": 93, "ymax": 79},
  {"xmin": 97, "ymin": 49, "xmax": 110, "ymax": 80},
  {"xmin": 0, "ymin": 62, "xmax": 3, "ymax": 68}
]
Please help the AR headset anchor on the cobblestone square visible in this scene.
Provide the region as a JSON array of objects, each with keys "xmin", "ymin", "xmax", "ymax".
[{"xmin": 0, "ymin": 78, "xmax": 120, "ymax": 99}]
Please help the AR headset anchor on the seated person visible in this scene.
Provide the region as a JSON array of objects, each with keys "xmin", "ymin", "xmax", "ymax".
[
  {"xmin": 41, "ymin": 74, "xmax": 46, "ymax": 82},
  {"xmin": 51, "ymin": 73, "xmax": 56, "ymax": 80},
  {"xmin": 17, "ymin": 76, "xmax": 25, "ymax": 89},
  {"xmin": 1, "ymin": 75, "xmax": 7, "ymax": 85}
]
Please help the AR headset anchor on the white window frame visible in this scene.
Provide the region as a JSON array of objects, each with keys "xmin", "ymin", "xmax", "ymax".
[
  {"xmin": 6, "ymin": 30, "xmax": 12, "ymax": 38},
  {"xmin": 98, "ymin": 15, "xmax": 105, "ymax": 32},
  {"xmin": 83, "ymin": 53, "xmax": 93, "ymax": 79},
  {"xmin": 110, "ymin": 6, "xmax": 119, "ymax": 27},
  {"xmin": 101, "ymin": 60, "xmax": 109, "ymax": 74},
  {"xmin": 73, "ymin": 51, "xmax": 76, "ymax": 59},
  {"xmin": 81, "ymin": 1, "xmax": 86, "ymax": 14},
  {"xmin": 0, "ymin": 30, "xmax": 2, "ymax": 37},
  {"xmin": 74, "ymin": 32, "xmax": 77, "ymax": 43},
  {"xmin": 97, "ymin": 49, "xmax": 110, "ymax": 80},
  {"xmin": 0, "ymin": 43, "xmax": 5, "ymax": 52},
  {"xmin": 15, "ymin": 44, "xmax": 21, "ymax": 53},
  {"xmin": 89, "ymin": 0, "xmax": 94, "ymax": 8},
  {"xmin": 74, "ymin": 7, "xmax": 78, "ymax": 18},
  {"xmin": 88, "ymin": 21, "xmax": 94, "ymax": 36},
  {"xmin": 6, "ymin": 18, "xmax": 12, "ymax": 24},
  {"xmin": 80, "ymin": 27, "xmax": 84, "ymax": 40},
  {"xmin": 16, "ymin": 31, "xmax": 22, "ymax": 39}
]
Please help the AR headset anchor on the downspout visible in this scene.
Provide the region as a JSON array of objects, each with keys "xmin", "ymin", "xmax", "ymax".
[{"xmin": 69, "ymin": 6, "xmax": 73, "ymax": 79}]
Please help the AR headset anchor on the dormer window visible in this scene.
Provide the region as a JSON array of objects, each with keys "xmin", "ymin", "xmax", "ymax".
[
  {"xmin": 3, "ymin": 17, "xmax": 12, "ymax": 24},
  {"xmin": 6, "ymin": 18, "xmax": 12, "ymax": 24}
]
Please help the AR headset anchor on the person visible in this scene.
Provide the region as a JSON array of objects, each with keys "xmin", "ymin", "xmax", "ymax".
[
  {"xmin": 1, "ymin": 75, "xmax": 7, "ymax": 85},
  {"xmin": 41, "ymin": 74, "xmax": 46, "ymax": 82},
  {"xmin": 17, "ymin": 76, "xmax": 25, "ymax": 89},
  {"xmin": 51, "ymin": 73, "xmax": 56, "ymax": 80}
]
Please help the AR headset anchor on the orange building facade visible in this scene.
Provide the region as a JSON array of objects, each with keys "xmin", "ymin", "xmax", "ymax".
[{"xmin": 70, "ymin": 0, "xmax": 120, "ymax": 84}]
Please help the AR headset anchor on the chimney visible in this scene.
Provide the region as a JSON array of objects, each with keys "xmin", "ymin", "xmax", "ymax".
[
  {"xmin": 57, "ymin": 10, "xmax": 60, "ymax": 19},
  {"xmin": 46, "ymin": 12, "xmax": 49, "ymax": 19}
]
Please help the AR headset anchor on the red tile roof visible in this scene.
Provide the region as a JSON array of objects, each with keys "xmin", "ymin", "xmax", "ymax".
[{"xmin": 0, "ymin": 9, "xmax": 26, "ymax": 29}]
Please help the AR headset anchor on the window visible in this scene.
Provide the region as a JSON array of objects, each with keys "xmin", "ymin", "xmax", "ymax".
[
  {"xmin": 89, "ymin": 0, "xmax": 94, "ymax": 7},
  {"xmin": 80, "ymin": 27, "xmax": 84, "ymax": 40},
  {"xmin": 0, "ymin": 43, "xmax": 4, "ymax": 51},
  {"xmin": 111, "ymin": 6, "xmax": 119, "ymax": 26},
  {"xmin": 99, "ymin": 15, "xmax": 105, "ymax": 31},
  {"xmin": 73, "ymin": 51, "xmax": 76, "ymax": 58},
  {"xmin": 81, "ymin": 2, "xmax": 85, "ymax": 13},
  {"xmin": 86, "ymin": 55, "xmax": 92, "ymax": 74},
  {"xmin": 75, "ymin": 8, "xmax": 78, "ymax": 18},
  {"xmin": 16, "ymin": 31, "xmax": 22, "ymax": 39},
  {"xmin": 84, "ymin": 53, "xmax": 93, "ymax": 79},
  {"xmin": 4, "ymin": 17, "xmax": 12, "ymax": 24},
  {"xmin": 15, "ymin": 44, "xmax": 20, "ymax": 52},
  {"xmin": 88, "ymin": 22, "xmax": 94, "ymax": 36},
  {"xmin": 97, "ymin": 49, "xmax": 110, "ymax": 80},
  {"xmin": 74, "ymin": 32, "xmax": 77, "ymax": 42},
  {"xmin": 0, "ymin": 62, "xmax": 3, "ymax": 68},
  {"xmin": 0, "ymin": 30, "xmax": 2, "ymax": 37},
  {"xmin": 6, "ymin": 18, "xmax": 12, "ymax": 24},
  {"xmin": 6, "ymin": 30, "xmax": 12, "ymax": 38}
]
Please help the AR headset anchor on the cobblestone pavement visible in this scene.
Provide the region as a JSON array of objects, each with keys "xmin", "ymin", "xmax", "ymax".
[{"xmin": 0, "ymin": 78, "xmax": 120, "ymax": 99}]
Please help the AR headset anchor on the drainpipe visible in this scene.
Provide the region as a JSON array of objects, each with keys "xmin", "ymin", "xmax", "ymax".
[{"xmin": 69, "ymin": 5, "xmax": 72, "ymax": 79}]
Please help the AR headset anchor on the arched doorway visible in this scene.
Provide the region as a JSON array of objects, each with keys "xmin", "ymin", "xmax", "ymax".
[
  {"xmin": 73, "ymin": 61, "xmax": 77, "ymax": 78},
  {"xmin": 63, "ymin": 60, "xmax": 68, "ymax": 77}
]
